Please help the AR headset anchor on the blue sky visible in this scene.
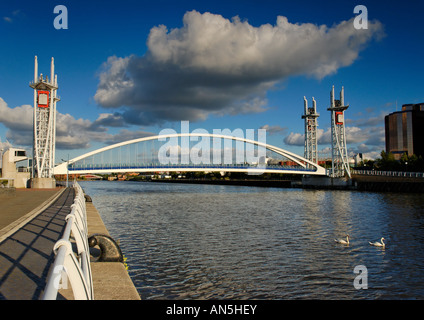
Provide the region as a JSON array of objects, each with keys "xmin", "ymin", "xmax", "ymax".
[{"xmin": 0, "ymin": 0, "xmax": 423, "ymax": 162}]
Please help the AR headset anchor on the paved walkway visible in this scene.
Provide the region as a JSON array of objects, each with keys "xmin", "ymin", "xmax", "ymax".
[
  {"xmin": 0, "ymin": 188, "xmax": 63, "ymax": 234},
  {"xmin": 0, "ymin": 188, "xmax": 74, "ymax": 300}
]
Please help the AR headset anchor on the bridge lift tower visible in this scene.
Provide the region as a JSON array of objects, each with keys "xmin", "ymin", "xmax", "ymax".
[
  {"xmin": 327, "ymin": 86, "xmax": 351, "ymax": 178},
  {"xmin": 302, "ymin": 96, "xmax": 319, "ymax": 167},
  {"xmin": 29, "ymin": 56, "xmax": 59, "ymax": 188}
]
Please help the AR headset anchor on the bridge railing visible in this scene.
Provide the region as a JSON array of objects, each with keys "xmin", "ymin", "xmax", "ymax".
[
  {"xmin": 68, "ymin": 163, "xmax": 316, "ymax": 172},
  {"xmin": 352, "ymin": 169, "xmax": 424, "ymax": 178},
  {"xmin": 41, "ymin": 181, "xmax": 94, "ymax": 300}
]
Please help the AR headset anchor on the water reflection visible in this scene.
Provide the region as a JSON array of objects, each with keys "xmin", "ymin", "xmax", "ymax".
[{"xmin": 81, "ymin": 181, "xmax": 424, "ymax": 299}]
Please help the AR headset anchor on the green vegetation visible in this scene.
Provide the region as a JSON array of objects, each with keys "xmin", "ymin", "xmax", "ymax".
[{"xmin": 356, "ymin": 151, "xmax": 424, "ymax": 172}]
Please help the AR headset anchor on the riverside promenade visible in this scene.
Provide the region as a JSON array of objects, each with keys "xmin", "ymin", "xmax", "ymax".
[{"xmin": 0, "ymin": 186, "xmax": 140, "ymax": 300}]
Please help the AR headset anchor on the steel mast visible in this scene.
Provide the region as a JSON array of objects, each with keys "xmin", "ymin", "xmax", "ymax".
[
  {"xmin": 327, "ymin": 86, "xmax": 350, "ymax": 178},
  {"xmin": 302, "ymin": 96, "xmax": 320, "ymax": 167},
  {"xmin": 30, "ymin": 56, "xmax": 59, "ymax": 180}
]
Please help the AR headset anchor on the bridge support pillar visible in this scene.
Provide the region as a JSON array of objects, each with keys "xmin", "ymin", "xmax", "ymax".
[
  {"xmin": 30, "ymin": 177, "xmax": 56, "ymax": 189},
  {"xmin": 301, "ymin": 175, "xmax": 353, "ymax": 190}
]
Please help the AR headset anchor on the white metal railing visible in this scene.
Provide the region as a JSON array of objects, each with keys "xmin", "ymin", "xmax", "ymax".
[
  {"xmin": 352, "ymin": 169, "xmax": 424, "ymax": 178},
  {"xmin": 42, "ymin": 181, "xmax": 94, "ymax": 300}
]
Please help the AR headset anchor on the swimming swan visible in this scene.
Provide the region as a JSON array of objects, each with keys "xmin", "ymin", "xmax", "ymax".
[
  {"xmin": 369, "ymin": 237, "xmax": 385, "ymax": 248},
  {"xmin": 335, "ymin": 235, "xmax": 350, "ymax": 245}
]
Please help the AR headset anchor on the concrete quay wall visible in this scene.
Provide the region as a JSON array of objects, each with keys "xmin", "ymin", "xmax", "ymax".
[
  {"xmin": 301, "ymin": 175, "xmax": 424, "ymax": 193},
  {"xmin": 86, "ymin": 200, "xmax": 140, "ymax": 300},
  {"xmin": 145, "ymin": 176, "xmax": 424, "ymax": 192},
  {"xmin": 351, "ymin": 174, "xmax": 424, "ymax": 193}
]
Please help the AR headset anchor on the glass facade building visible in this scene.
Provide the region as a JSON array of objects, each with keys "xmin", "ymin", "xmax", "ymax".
[{"xmin": 385, "ymin": 103, "xmax": 424, "ymax": 160}]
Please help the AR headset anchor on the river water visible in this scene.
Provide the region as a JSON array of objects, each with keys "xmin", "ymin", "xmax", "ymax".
[{"xmin": 79, "ymin": 180, "xmax": 424, "ymax": 299}]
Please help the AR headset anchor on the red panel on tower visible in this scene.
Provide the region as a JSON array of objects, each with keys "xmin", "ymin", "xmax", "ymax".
[
  {"xmin": 37, "ymin": 91, "xmax": 49, "ymax": 108},
  {"xmin": 335, "ymin": 111, "xmax": 344, "ymax": 125}
]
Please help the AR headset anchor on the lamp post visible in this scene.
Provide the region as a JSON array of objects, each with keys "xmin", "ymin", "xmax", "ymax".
[
  {"xmin": 0, "ymin": 148, "xmax": 3, "ymax": 172},
  {"xmin": 61, "ymin": 154, "xmax": 69, "ymax": 187}
]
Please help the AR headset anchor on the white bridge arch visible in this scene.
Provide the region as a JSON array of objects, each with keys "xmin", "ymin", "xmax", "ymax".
[{"xmin": 54, "ymin": 133, "xmax": 326, "ymax": 176}]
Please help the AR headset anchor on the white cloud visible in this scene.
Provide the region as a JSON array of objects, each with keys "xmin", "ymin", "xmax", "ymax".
[
  {"xmin": 345, "ymin": 126, "xmax": 369, "ymax": 144},
  {"xmin": 146, "ymin": 12, "xmax": 381, "ymax": 78},
  {"xmin": 260, "ymin": 124, "xmax": 287, "ymax": 135},
  {"xmin": 348, "ymin": 144, "xmax": 382, "ymax": 160},
  {"xmin": 348, "ymin": 110, "xmax": 387, "ymax": 127},
  {"xmin": 95, "ymin": 10, "xmax": 384, "ymax": 125},
  {"xmin": 0, "ymin": 97, "xmax": 153, "ymax": 150},
  {"xmin": 284, "ymin": 121, "xmax": 385, "ymax": 161},
  {"xmin": 284, "ymin": 125, "xmax": 384, "ymax": 147},
  {"xmin": 0, "ymin": 138, "xmax": 12, "ymax": 152},
  {"xmin": 3, "ymin": 10, "xmax": 22, "ymax": 23},
  {"xmin": 284, "ymin": 132, "xmax": 305, "ymax": 146},
  {"xmin": 0, "ymin": 100, "xmax": 33, "ymax": 132},
  {"xmin": 103, "ymin": 129, "xmax": 155, "ymax": 144},
  {"xmin": 284, "ymin": 128, "xmax": 331, "ymax": 146}
]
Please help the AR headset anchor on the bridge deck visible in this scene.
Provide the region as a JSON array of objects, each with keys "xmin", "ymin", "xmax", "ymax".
[{"xmin": 65, "ymin": 165, "xmax": 322, "ymax": 176}]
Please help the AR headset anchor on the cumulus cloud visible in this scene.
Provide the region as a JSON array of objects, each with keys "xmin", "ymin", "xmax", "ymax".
[
  {"xmin": 284, "ymin": 125, "xmax": 385, "ymax": 147},
  {"xmin": 260, "ymin": 124, "xmax": 287, "ymax": 135},
  {"xmin": 284, "ymin": 107, "xmax": 386, "ymax": 160},
  {"xmin": 284, "ymin": 128, "xmax": 330, "ymax": 146},
  {"xmin": 347, "ymin": 108, "xmax": 389, "ymax": 127},
  {"xmin": 284, "ymin": 132, "xmax": 305, "ymax": 146},
  {"xmin": 0, "ymin": 138, "xmax": 12, "ymax": 152},
  {"xmin": 95, "ymin": 10, "xmax": 384, "ymax": 125},
  {"xmin": 0, "ymin": 97, "xmax": 153, "ymax": 150},
  {"xmin": 103, "ymin": 129, "xmax": 155, "ymax": 144}
]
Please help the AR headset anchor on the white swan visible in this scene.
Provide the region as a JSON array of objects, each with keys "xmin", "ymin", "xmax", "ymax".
[
  {"xmin": 335, "ymin": 235, "xmax": 349, "ymax": 245},
  {"xmin": 369, "ymin": 237, "xmax": 385, "ymax": 248}
]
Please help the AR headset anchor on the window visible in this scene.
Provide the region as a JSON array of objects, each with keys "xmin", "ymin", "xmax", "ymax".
[{"xmin": 15, "ymin": 150, "xmax": 26, "ymax": 157}]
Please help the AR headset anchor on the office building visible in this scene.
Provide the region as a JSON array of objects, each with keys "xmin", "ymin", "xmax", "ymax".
[{"xmin": 385, "ymin": 103, "xmax": 424, "ymax": 159}]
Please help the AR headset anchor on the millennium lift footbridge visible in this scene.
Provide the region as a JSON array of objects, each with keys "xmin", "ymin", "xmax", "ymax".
[
  {"xmin": 53, "ymin": 132, "xmax": 327, "ymax": 176},
  {"xmin": 29, "ymin": 56, "xmax": 350, "ymax": 181},
  {"xmin": 53, "ymin": 86, "xmax": 350, "ymax": 179}
]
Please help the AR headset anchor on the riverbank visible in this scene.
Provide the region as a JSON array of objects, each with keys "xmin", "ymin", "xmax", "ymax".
[
  {"xmin": 148, "ymin": 178, "xmax": 292, "ymax": 188},
  {"xmin": 146, "ymin": 176, "xmax": 424, "ymax": 193},
  {"xmin": 352, "ymin": 174, "xmax": 424, "ymax": 193}
]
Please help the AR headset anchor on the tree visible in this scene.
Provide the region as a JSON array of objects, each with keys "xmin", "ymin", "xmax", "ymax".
[
  {"xmin": 375, "ymin": 151, "xmax": 424, "ymax": 172},
  {"xmin": 375, "ymin": 150, "xmax": 398, "ymax": 171}
]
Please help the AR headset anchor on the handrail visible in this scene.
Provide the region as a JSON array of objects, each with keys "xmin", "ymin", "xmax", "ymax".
[
  {"xmin": 41, "ymin": 181, "xmax": 94, "ymax": 300},
  {"xmin": 352, "ymin": 169, "xmax": 424, "ymax": 178},
  {"xmin": 68, "ymin": 164, "xmax": 316, "ymax": 172}
]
